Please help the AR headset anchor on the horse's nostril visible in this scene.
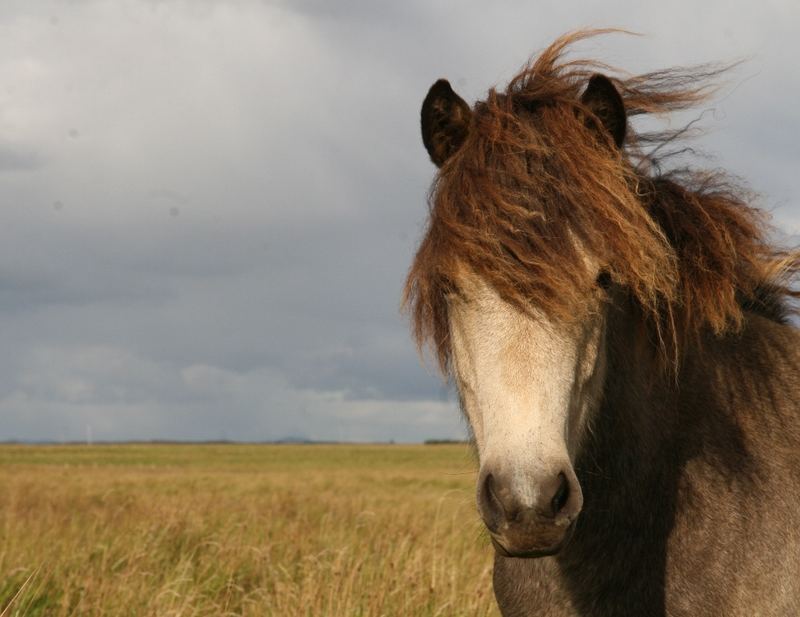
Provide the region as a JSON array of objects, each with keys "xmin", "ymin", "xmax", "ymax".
[
  {"xmin": 483, "ymin": 472, "xmax": 494, "ymax": 499},
  {"xmin": 481, "ymin": 473, "xmax": 503, "ymax": 530},
  {"xmin": 550, "ymin": 472, "xmax": 570, "ymax": 517}
]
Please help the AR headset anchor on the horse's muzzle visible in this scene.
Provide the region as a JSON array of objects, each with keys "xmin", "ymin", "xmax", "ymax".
[{"xmin": 477, "ymin": 466, "xmax": 582, "ymax": 557}]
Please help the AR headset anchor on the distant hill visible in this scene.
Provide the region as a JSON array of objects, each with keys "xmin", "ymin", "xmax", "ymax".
[{"xmin": 273, "ymin": 436, "xmax": 315, "ymax": 444}]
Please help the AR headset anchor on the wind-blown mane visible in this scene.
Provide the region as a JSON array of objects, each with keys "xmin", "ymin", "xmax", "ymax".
[{"xmin": 404, "ymin": 30, "xmax": 800, "ymax": 373}]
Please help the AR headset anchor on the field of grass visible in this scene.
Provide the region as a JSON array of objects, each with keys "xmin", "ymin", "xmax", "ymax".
[{"xmin": 0, "ymin": 444, "xmax": 499, "ymax": 616}]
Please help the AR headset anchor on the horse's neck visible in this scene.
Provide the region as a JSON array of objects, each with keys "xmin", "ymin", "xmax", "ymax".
[
  {"xmin": 588, "ymin": 306, "xmax": 800, "ymax": 486},
  {"xmin": 581, "ymin": 302, "xmax": 793, "ymax": 484},
  {"xmin": 554, "ymin": 310, "xmax": 710, "ymax": 612},
  {"xmin": 557, "ymin": 306, "xmax": 800, "ymax": 613}
]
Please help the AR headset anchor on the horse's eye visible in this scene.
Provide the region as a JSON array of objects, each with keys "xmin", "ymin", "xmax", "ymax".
[{"xmin": 596, "ymin": 270, "xmax": 612, "ymax": 290}]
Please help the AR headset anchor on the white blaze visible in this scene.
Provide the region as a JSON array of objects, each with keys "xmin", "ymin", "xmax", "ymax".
[{"xmin": 448, "ymin": 274, "xmax": 605, "ymax": 507}]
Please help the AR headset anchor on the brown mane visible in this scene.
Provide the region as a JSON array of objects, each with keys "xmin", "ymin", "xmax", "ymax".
[{"xmin": 404, "ymin": 30, "xmax": 800, "ymax": 373}]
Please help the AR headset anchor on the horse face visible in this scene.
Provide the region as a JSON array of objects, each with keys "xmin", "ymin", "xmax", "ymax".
[
  {"xmin": 417, "ymin": 72, "xmax": 626, "ymax": 557},
  {"xmin": 448, "ymin": 272, "xmax": 607, "ymax": 557}
]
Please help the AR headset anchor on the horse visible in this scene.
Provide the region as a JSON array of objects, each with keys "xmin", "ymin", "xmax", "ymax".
[{"xmin": 404, "ymin": 31, "xmax": 800, "ymax": 616}]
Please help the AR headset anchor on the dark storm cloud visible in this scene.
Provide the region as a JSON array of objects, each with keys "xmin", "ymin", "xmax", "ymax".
[
  {"xmin": 0, "ymin": 1, "xmax": 797, "ymax": 442},
  {"xmin": 0, "ymin": 144, "xmax": 44, "ymax": 172}
]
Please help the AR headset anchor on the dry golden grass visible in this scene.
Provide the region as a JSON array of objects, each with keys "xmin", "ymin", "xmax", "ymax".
[{"xmin": 0, "ymin": 444, "xmax": 499, "ymax": 617}]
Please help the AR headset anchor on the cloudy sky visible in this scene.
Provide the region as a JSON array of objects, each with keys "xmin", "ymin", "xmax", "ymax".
[{"xmin": 0, "ymin": 1, "xmax": 797, "ymax": 442}]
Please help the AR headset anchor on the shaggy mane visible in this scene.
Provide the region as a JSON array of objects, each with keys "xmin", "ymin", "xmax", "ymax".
[{"xmin": 404, "ymin": 30, "xmax": 800, "ymax": 373}]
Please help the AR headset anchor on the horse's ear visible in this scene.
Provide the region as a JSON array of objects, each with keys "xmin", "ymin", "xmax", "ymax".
[
  {"xmin": 421, "ymin": 79, "xmax": 472, "ymax": 167},
  {"xmin": 580, "ymin": 74, "xmax": 626, "ymax": 148}
]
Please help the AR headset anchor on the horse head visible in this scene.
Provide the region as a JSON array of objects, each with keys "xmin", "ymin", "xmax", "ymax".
[{"xmin": 413, "ymin": 71, "xmax": 627, "ymax": 557}]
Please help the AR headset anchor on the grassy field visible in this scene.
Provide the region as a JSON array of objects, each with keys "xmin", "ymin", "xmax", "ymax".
[{"xmin": 0, "ymin": 444, "xmax": 499, "ymax": 617}]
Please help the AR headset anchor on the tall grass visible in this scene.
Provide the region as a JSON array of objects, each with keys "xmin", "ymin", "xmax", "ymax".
[{"xmin": 0, "ymin": 444, "xmax": 498, "ymax": 616}]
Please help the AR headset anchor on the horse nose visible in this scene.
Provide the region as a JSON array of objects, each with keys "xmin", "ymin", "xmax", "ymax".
[{"xmin": 478, "ymin": 467, "xmax": 582, "ymax": 537}]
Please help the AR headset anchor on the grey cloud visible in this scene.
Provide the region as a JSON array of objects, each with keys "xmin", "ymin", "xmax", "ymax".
[
  {"xmin": 0, "ymin": 1, "xmax": 796, "ymax": 442},
  {"xmin": 0, "ymin": 144, "xmax": 44, "ymax": 172}
]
